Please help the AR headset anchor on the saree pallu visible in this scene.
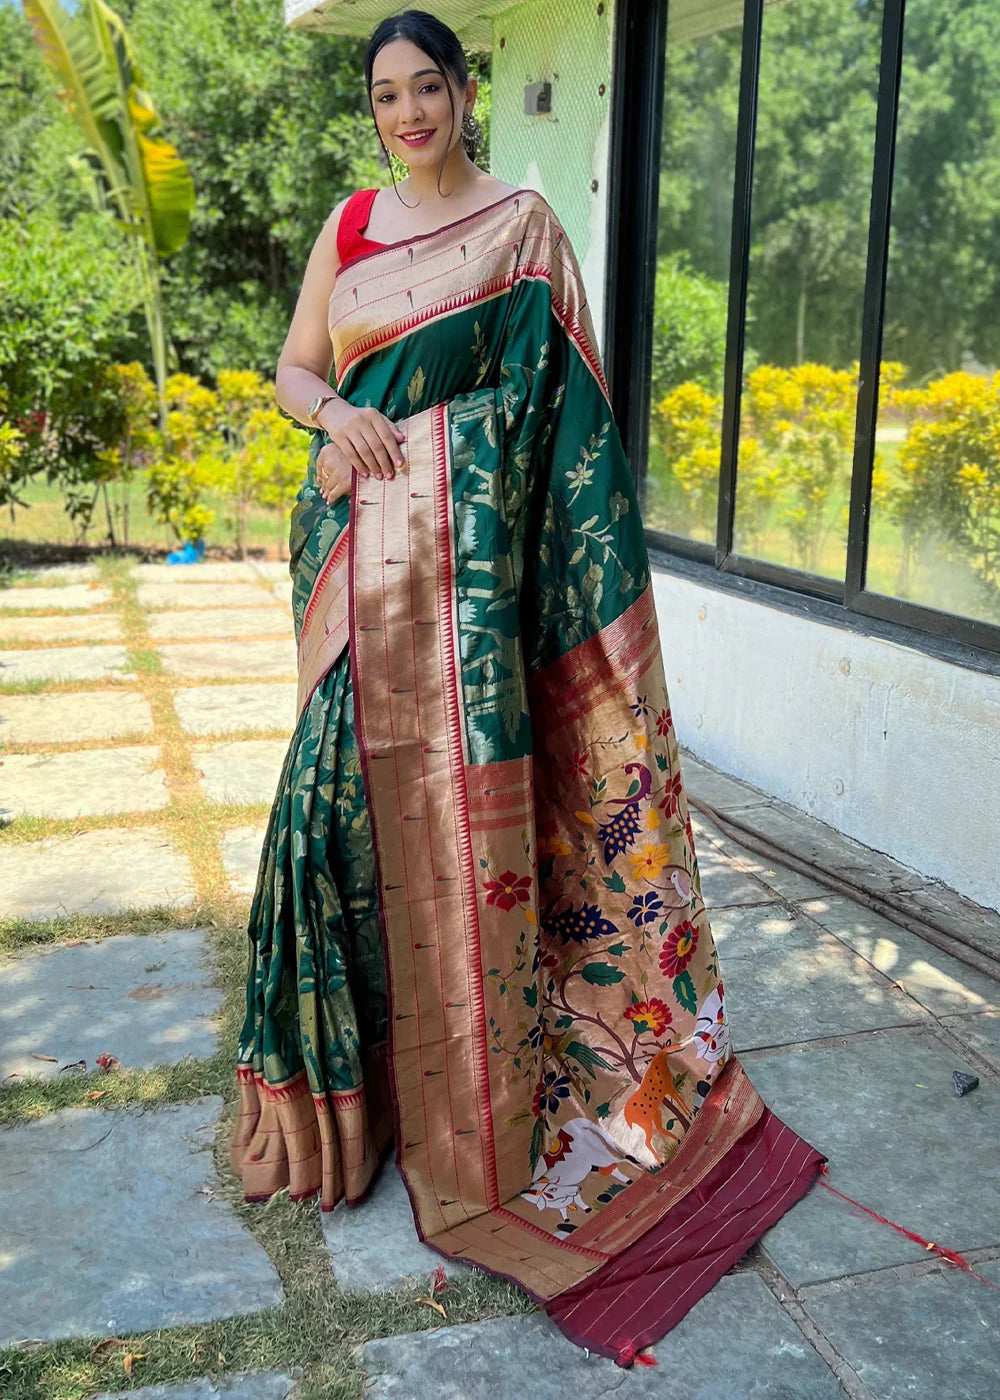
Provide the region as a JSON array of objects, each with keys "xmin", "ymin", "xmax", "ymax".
[{"xmin": 232, "ymin": 189, "xmax": 825, "ymax": 1362}]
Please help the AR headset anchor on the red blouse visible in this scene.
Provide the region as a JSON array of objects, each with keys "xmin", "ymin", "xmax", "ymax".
[{"xmin": 336, "ymin": 188, "xmax": 386, "ymax": 264}]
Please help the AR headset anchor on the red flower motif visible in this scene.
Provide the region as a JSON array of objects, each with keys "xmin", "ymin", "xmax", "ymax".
[
  {"xmin": 655, "ymin": 708, "xmax": 673, "ymax": 737},
  {"xmin": 569, "ymin": 750, "xmax": 589, "ymax": 778},
  {"xmin": 659, "ymin": 919, "xmax": 699, "ymax": 978},
  {"xmin": 658, "ymin": 772, "xmax": 683, "ymax": 817},
  {"xmin": 623, "ymin": 998, "xmax": 673, "ymax": 1037},
  {"xmin": 483, "ymin": 870, "xmax": 532, "ymax": 911}
]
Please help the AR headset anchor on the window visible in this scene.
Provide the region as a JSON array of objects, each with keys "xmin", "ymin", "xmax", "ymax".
[{"xmin": 620, "ymin": 0, "xmax": 1000, "ymax": 655}]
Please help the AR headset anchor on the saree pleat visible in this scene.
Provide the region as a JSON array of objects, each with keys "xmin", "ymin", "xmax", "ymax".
[
  {"xmin": 231, "ymin": 187, "xmax": 824, "ymax": 1361},
  {"xmin": 231, "ymin": 652, "xmax": 392, "ymax": 1208}
]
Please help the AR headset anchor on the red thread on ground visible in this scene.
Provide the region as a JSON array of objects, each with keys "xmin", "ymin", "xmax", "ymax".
[{"xmin": 817, "ymin": 1165, "xmax": 1000, "ymax": 1293}]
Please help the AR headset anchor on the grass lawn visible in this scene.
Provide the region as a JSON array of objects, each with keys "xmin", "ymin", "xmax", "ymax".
[{"xmin": 2, "ymin": 472, "xmax": 293, "ymax": 563}]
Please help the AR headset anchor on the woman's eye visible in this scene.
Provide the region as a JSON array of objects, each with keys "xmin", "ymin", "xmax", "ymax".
[{"xmin": 378, "ymin": 84, "xmax": 439, "ymax": 101}]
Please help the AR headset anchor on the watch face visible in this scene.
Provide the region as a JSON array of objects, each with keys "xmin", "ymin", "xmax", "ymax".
[{"xmin": 308, "ymin": 396, "xmax": 322, "ymax": 419}]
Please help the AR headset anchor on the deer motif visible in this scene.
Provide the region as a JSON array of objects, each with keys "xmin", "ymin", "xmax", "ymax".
[{"xmin": 622, "ymin": 1044, "xmax": 689, "ymax": 1161}]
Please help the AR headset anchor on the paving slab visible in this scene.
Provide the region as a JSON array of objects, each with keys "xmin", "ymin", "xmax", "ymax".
[
  {"xmin": 0, "ymin": 643, "xmax": 131, "ymax": 683},
  {"xmin": 681, "ymin": 749, "xmax": 773, "ymax": 813},
  {"xmin": 158, "ymin": 639, "xmax": 297, "ymax": 680},
  {"xmin": 692, "ymin": 812, "xmax": 828, "ymax": 904},
  {"xmin": 21, "ymin": 563, "xmax": 101, "ymax": 583},
  {"xmin": 0, "ymin": 690, "xmax": 153, "ymax": 745},
  {"xmin": 696, "ymin": 837, "xmax": 782, "ymax": 910},
  {"xmin": 0, "ymin": 828, "xmax": 195, "ymax": 920},
  {"xmin": 0, "ymin": 612, "xmax": 123, "ymax": 643},
  {"xmin": 747, "ymin": 1030, "xmax": 1000, "ymax": 1285},
  {"xmin": 801, "ymin": 895, "xmax": 1000, "ymax": 1019},
  {"xmin": 0, "ymin": 1098, "xmax": 282, "ymax": 1346},
  {"xmin": 1, "ymin": 746, "xmax": 168, "ymax": 819},
  {"xmin": 941, "ymin": 1009, "xmax": 1000, "ymax": 1071},
  {"xmin": 361, "ymin": 1273, "xmax": 842, "ymax": 1398},
  {"xmin": 252, "ymin": 561, "xmax": 293, "ymax": 581},
  {"xmin": 131, "ymin": 561, "xmax": 263, "ymax": 582},
  {"xmin": 221, "ymin": 825, "xmax": 266, "ymax": 898},
  {"xmin": 0, "ymin": 583, "xmax": 111, "ymax": 610},
  {"xmin": 801, "ymin": 1259, "xmax": 1000, "ymax": 1400},
  {"xmin": 173, "ymin": 683, "xmax": 297, "ymax": 736},
  {"xmin": 148, "ymin": 606, "xmax": 291, "ymax": 641},
  {"xmin": 712, "ymin": 903, "xmax": 927, "ymax": 1051},
  {"xmin": 195, "ymin": 739, "xmax": 287, "ymax": 805},
  {"xmin": 137, "ymin": 581, "xmax": 274, "ymax": 610},
  {"xmin": 96, "ymin": 1376, "xmax": 297, "ymax": 1400},
  {"xmin": 727, "ymin": 799, "xmax": 929, "ymax": 896},
  {"xmin": 323, "ymin": 1162, "xmax": 471, "ymax": 1291},
  {"xmin": 0, "ymin": 928, "xmax": 221, "ymax": 1080}
]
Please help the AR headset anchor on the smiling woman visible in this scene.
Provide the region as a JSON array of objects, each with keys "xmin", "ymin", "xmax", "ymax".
[{"xmin": 229, "ymin": 6, "xmax": 825, "ymax": 1368}]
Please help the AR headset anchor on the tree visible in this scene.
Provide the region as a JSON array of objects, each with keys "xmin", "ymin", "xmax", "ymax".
[
  {"xmin": 120, "ymin": 0, "xmax": 378, "ymax": 379},
  {"xmin": 24, "ymin": 0, "xmax": 195, "ymax": 426}
]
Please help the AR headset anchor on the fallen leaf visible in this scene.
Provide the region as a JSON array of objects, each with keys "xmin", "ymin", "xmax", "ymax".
[
  {"xmin": 123, "ymin": 1352, "xmax": 147, "ymax": 1376},
  {"xmin": 90, "ymin": 1338, "xmax": 128, "ymax": 1355},
  {"xmin": 128, "ymin": 984, "xmax": 163, "ymax": 1001},
  {"xmin": 85, "ymin": 1090, "xmax": 107, "ymax": 1102},
  {"xmin": 59, "ymin": 1060, "xmax": 87, "ymax": 1073},
  {"xmin": 428, "ymin": 1265, "xmax": 447, "ymax": 1298},
  {"xmin": 29, "ymin": 1053, "xmax": 58, "ymax": 1063},
  {"xmin": 218, "ymin": 1352, "xmax": 226, "ymax": 1365},
  {"xmin": 415, "ymin": 1297, "xmax": 447, "ymax": 1319}
]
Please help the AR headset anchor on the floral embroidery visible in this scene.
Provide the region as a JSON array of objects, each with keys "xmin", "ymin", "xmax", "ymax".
[
  {"xmin": 627, "ymin": 891, "xmax": 665, "ymax": 927},
  {"xmin": 533, "ymin": 1070, "xmax": 572, "ymax": 1117},
  {"xmin": 659, "ymin": 918, "xmax": 699, "ymax": 977},
  {"xmin": 545, "ymin": 901, "xmax": 619, "ymax": 944},
  {"xmin": 623, "ymin": 998, "xmax": 672, "ymax": 1037},
  {"xmin": 629, "ymin": 842, "xmax": 671, "ymax": 881},
  {"xmin": 629, "ymin": 695, "xmax": 652, "ymax": 717},
  {"xmin": 569, "ymin": 750, "xmax": 590, "ymax": 778},
  {"xmin": 538, "ymin": 835, "xmax": 572, "ymax": 859},
  {"xmin": 484, "ymin": 870, "xmax": 532, "ymax": 911},
  {"xmin": 655, "ymin": 707, "xmax": 673, "ymax": 737},
  {"xmin": 598, "ymin": 805, "xmax": 642, "ymax": 862},
  {"xmin": 658, "ymin": 772, "xmax": 683, "ymax": 817}
]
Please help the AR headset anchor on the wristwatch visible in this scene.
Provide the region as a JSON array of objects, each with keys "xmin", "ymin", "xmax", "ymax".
[{"xmin": 306, "ymin": 393, "xmax": 338, "ymax": 426}]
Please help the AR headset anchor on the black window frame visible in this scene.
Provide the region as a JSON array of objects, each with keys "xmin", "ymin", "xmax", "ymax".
[{"xmin": 605, "ymin": 0, "xmax": 1000, "ymax": 659}]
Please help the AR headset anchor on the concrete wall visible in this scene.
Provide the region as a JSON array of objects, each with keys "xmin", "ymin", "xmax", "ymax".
[
  {"xmin": 650, "ymin": 569, "xmax": 1000, "ymax": 910},
  {"xmin": 488, "ymin": 0, "xmax": 614, "ymax": 354}
]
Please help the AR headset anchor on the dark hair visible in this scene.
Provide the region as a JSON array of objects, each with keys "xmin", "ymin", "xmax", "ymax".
[{"xmin": 365, "ymin": 9, "xmax": 471, "ymax": 202}]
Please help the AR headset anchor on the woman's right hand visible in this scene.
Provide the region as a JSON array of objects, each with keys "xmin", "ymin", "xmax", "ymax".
[{"xmin": 318, "ymin": 399, "xmax": 406, "ymax": 482}]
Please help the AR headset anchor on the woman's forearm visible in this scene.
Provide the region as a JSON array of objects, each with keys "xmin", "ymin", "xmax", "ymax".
[{"xmin": 275, "ymin": 363, "xmax": 343, "ymax": 430}]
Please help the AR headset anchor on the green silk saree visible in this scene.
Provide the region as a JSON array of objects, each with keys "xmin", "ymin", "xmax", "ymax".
[{"xmin": 232, "ymin": 189, "xmax": 824, "ymax": 1361}]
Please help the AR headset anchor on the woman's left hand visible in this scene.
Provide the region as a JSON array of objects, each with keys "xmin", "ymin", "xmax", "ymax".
[{"xmin": 316, "ymin": 440, "xmax": 354, "ymax": 505}]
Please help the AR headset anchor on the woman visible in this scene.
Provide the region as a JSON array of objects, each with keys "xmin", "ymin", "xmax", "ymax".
[{"xmin": 231, "ymin": 8, "xmax": 824, "ymax": 1364}]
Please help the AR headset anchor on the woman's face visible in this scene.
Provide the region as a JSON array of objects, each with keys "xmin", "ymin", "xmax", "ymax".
[{"xmin": 370, "ymin": 38, "xmax": 473, "ymax": 168}]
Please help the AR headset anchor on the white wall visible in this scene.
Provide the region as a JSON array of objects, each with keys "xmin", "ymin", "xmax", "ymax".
[{"xmin": 651, "ymin": 568, "xmax": 1000, "ymax": 910}]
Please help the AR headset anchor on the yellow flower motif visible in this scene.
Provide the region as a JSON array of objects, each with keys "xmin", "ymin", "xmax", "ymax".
[
  {"xmin": 538, "ymin": 836, "xmax": 572, "ymax": 858},
  {"xmin": 629, "ymin": 843, "xmax": 670, "ymax": 881},
  {"xmin": 645, "ymin": 807, "xmax": 660, "ymax": 830}
]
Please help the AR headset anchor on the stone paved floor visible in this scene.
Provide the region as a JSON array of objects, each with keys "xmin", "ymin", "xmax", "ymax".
[{"xmin": 0, "ymin": 560, "xmax": 998, "ymax": 1398}]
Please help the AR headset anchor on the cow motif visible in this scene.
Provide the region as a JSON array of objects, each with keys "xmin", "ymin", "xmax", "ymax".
[
  {"xmin": 521, "ymin": 1117, "xmax": 632, "ymax": 1220},
  {"xmin": 694, "ymin": 982, "xmax": 732, "ymax": 1064}
]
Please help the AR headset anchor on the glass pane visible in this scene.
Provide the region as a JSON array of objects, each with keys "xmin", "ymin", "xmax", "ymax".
[
  {"xmin": 732, "ymin": 0, "xmax": 883, "ymax": 579},
  {"xmin": 867, "ymin": 0, "xmax": 1000, "ymax": 627},
  {"xmin": 643, "ymin": 2, "xmax": 743, "ymax": 543}
]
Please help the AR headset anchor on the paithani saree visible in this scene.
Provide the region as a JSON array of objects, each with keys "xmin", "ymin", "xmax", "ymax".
[{"xmin": 231, "ymin": 188, "xmax": 825, "ymax": 1362}]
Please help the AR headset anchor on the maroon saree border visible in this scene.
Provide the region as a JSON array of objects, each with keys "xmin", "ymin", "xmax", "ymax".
[{"xmin": 546, "ymin": 1107, "xmax": 826, "ymax": 1363}]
